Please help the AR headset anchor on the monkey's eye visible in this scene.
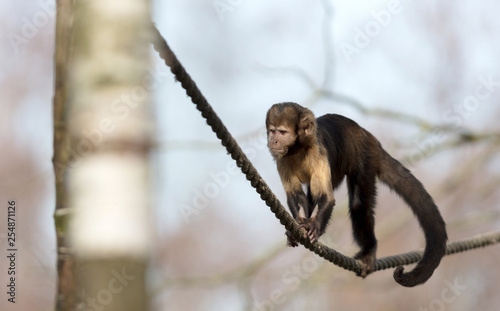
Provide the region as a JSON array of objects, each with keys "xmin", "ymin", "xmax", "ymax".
[
  {"xmin": 279, "ymin": 130, "xmax": 287, "ymax": 135},
  {"xmin": 268, "ymin": 129, "xmax": 276, "ymax": 134}
]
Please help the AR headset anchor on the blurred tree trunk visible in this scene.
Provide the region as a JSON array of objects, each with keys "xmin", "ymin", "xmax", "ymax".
[
  {"xmin": 52, "ymin": 1, "xmax": 79, "ymax": 310},
  {"xmin": 66, "ymin": 1, "xmax": 153, "ymax": 311}
]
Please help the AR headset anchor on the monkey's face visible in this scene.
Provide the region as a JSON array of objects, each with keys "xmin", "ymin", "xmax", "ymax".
[
  {"xmin": 267, "ymin": 124, "xmax": 297, "ymax": 159},
  {"xmin": 266, "ymin": 102, "xmax": 316, "ymax": 159}
]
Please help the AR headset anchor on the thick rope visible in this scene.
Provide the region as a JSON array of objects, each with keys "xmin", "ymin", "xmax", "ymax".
[{"xmin": 152, "ymin": 25, "xmax": 500, "ymax": 275}]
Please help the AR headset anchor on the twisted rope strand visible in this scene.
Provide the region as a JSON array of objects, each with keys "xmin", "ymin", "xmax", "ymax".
[{"xmin": 152, "ymin": 25, "xmax": 500, "ymax": 276}]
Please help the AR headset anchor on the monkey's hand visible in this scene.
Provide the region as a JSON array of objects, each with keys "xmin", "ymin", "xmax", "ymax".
[
  {"xmin": 298, "ymin": 219, "xmax": 320, "ymax": 244},
  {"xmin": 285, "ymin": 218, "xmax": 308, "ymax": 247},
  {"xmin": 354, "ymin": 251, "xmax": 376, "ymax": 278},
  {"xmin": 286, "ymin": 217, "xmax": 322, "ymax": 246},
  {"xmin": 285, "ymin": 230, "xmax": 299, "ymax": 247}
]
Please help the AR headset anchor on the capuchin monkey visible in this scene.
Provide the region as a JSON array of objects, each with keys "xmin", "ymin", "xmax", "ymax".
[{"xmin": 266, "ymin": 102, "xmax": 447, "ymax": 287}]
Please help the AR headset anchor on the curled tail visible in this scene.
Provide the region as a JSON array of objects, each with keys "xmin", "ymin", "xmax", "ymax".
[{"xmin": 378, "ymin": 150, "xmax": 447, "ymax": 287}]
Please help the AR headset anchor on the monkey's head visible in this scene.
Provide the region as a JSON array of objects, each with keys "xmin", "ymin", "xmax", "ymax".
[{"xmin": 265, "ymin": 102, "xmax": 317, "ymax": 159}]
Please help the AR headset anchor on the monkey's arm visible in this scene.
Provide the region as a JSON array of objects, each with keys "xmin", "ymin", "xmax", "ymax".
[
  {"xmin": 285, "ymin": 188, "xmax": 309, "ymax": 247},
  {"xmin": 286, "ymin": 191, "xmax": 309, "ymax": 222},
  {"xmin": 281, "ymin": 174, "xmax": 309, "ymax": 221},
  {"xmin": 299, "ymin": 172, "xmax": 336, "ymax": 243},
  {"xmin": 299, "ymin": 194, "xmax": 335, "ymax": 244}
]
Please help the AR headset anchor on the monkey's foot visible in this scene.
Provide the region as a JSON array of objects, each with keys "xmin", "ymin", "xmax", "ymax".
[{"xmin": 354, "ymin": 252, "xmax": 376, "ymax": 278}]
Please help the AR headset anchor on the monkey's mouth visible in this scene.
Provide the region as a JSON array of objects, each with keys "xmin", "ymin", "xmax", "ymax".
[
  {"xmin": 269, "ymin": 148, "xmax": 287, "ymax": 159},
  {"xmin": 269, "ymin": 146, "xmax": 285, "ymax": 155}
]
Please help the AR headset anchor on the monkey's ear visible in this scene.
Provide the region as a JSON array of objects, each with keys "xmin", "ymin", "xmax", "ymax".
[{"xmin": 299, "ymin": 112, "xmax": 316, "ymax": 137}]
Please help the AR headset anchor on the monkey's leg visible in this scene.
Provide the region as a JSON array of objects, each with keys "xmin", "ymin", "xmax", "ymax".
[{"xmin": 347, "ymin": 174, "xmax": 378, "ymax": 278}]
